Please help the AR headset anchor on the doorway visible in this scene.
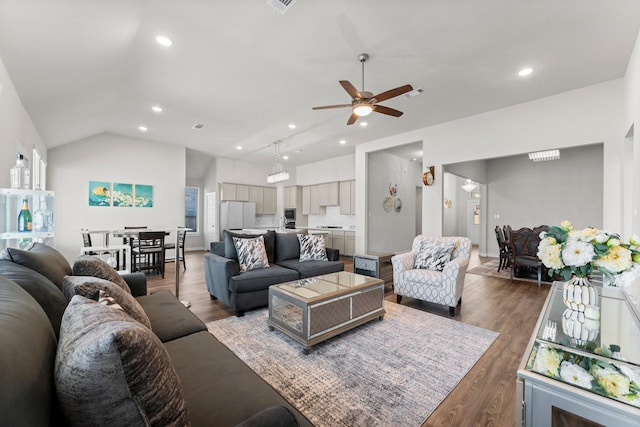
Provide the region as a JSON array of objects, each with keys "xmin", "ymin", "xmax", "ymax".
[{"xmin": 205, "ymin": 192, "xmax": 217, "ymax": 248}]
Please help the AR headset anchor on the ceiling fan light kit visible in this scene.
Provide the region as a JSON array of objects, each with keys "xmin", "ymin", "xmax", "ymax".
[{"xmin": 312, "ymin": 53, "xmax": 414, "ymax": 125}]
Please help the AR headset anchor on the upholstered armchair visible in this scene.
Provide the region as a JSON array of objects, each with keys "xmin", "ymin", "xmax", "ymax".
[{"xmin": 391, "ymin": 236, "xmax": 472, "ymax": 315}]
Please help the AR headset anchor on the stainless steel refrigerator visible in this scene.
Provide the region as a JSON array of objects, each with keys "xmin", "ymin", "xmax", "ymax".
[{"xmin": 219, "ymin": 201, "xmax": 256, "ymax": 239}]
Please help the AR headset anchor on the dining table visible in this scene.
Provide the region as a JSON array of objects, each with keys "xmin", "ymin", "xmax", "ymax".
[{"xmin": 86, "ymin": 227, "xmax": 191, "ymax": 307}]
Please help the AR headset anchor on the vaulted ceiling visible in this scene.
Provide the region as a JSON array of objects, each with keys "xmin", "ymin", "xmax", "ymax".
[{"xmin": 0, "ymin": 1, "xmax": 639, "ymax": 166}]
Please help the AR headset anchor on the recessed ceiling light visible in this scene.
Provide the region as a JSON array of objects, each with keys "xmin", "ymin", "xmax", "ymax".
[
  {"xmin": 518, "ymin": 67, "xmax": 533, "ymax": 77},
  {"xmin": 138, "ymin": 125, "xmax": 148, "ymax": 132},
  {"xmin": 151, "ymin": 105, "xmax": 163, "ymax": 113},
  {"xmin": 359, "ymin": 121, "xmax": 368, "ymax": 127},
  {"xmin": 283, "ymin": 155, "xmax": 289, "ymax": 160},
  {"xmin": 236, "ymin": 146, "xmax": 242, "ymax": 150},
  {"xmin": 156, "ymin": 35, "xmax": 173, "ymax": 47},
  {"xmin": 339, "ymin": 139, "xmax": 346, "ymax": 145},
  {"xmin": 288, "ymin": 123, "xmax": 296, "ymax": 129}
]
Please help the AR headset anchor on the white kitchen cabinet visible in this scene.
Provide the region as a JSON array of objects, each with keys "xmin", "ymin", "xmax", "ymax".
[
  {"xmin": 249, "ymin": 186, "xmax": 264, "ymax": 214},
  {"xmin": 236, "ymin": 185, "xmax": 249, "ymax": 201},
  {"xmin": 220, "ymin": 183, "xmax": 237, "ymax": 201},
  {"xmin": 310, "ymin": 185, "xmax": 324, "ymax": 215},
  {"xmin": 263, "ymin": 187, "xmax": 277, "ymax": 214},
  {"xmin": 302, "ymin": 186, "xmax": 311, "ymax": 215},
  {"xmin": 319, "ymin": 182, "xmax": 339, "ymax": 206},
  {"xmin": 284, "ymin": 186, "xmax": 298, "ymax": 209},
  {"xmin": 344, "ymin": 231, "xmax": 355, "ymax": 256},
  {"xmin": 332, "ymin": 230, "xmax": 345, "ymax": 254},
  {"xmin": 339, "ymin": 180, "xmax": 355, "ymax": 215}
]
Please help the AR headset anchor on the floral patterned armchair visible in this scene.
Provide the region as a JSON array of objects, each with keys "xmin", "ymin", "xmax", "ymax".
[{"xmin": 391, "ymin": 236, "xmax": 472, "ymax": 315}]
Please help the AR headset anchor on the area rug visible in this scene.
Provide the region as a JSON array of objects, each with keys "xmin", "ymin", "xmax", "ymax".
[
  {"xmin": 467, "ymin": 258, "xmax": 552, "ymax": 284},
  {"xmin": 207, "ymin": 302, "xmax": 498, "ymax": 427}
]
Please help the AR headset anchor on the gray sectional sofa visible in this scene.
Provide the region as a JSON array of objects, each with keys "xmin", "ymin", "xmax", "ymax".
[
  {"xmin": 0, "ymin": 242, "xmax": 311, "ymax": 427},
  {"xmin": 205, "ymin": 230, "xmax": 344, "ymax": 317}
]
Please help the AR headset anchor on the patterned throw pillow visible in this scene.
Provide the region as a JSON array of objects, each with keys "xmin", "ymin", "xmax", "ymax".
[
  {"xmin": 298, "ymin": 234, "xmax": 328, "ymax": 261},
  {"xmin": 62, "ymin": 275, "xmax": 151, "ymax": 329},
  {"xmin": 98, "ymin": 289, "xmax": 124, "ymax": 311},
  {"xmin": 55, "ymin": 295, "xmax": 190, "ymax": 426},
  {"xmin": 414, "ymin": 241, "xmax": 456, "ymax": 271},
  {"xmin": 72, "ymin": 255, "xmax": 131, "ymax": 294},
  {"xmin": 232, "ymin": 235, "xmax": 270, "ymax": 272}
]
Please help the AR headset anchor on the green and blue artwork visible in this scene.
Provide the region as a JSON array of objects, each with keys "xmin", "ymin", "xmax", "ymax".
[
  {"xmin": 134, "ymin": 184, "xmax": 153, "ymax": 207},
  {"xmin": 89, "ymin": 181, "xmax": 111, "ymax": 206},
  {"xmin": 112, "ymin": 183, "xmax": 134, "ymax": 207}
]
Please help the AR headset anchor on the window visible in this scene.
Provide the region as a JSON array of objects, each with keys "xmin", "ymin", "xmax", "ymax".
[
  {"xmin": 185, "ymin": 186, "xmax": 199, "ymax": 234},
  {"xmin": 32, "ymin": 147, "xmax": 47, "ymax": 190}
]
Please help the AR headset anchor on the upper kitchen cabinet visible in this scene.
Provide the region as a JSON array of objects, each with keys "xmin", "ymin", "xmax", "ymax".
[
  {"xmin": 236, "ymin": 185, "xmax": 250, "ymax": 201},
  {"xmin": 263, "ymin": 187, "xmax": 277, "ymax": 214},
  {"xmin": 220, "ymin": 183, "xmax": 237, "ymax": 201},
  {"xmin": 249, "ymin": 186, "xmax": 264, "ymax": 213},
  {"xmin": 221, "ymin": 183, "xmax": 276, "ymax": 214},
  {"xmin": 319, "ymin": 182, "xmax": 339, "ymax": 206},
  {"xmin": 339, "ymin": 180, "xmax": 355, "ymax": 215},
  {"xmin": 284, "ymin": 186, "xmax": 299, "ymax": 209}
]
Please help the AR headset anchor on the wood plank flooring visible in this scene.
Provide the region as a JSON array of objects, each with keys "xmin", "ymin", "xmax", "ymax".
[{"xmin": 149, "ymin": 249, "xmax": 550, "ymax": 427}]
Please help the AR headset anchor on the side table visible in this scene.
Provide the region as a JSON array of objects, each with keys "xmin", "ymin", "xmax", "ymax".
[{"xmin": 353, "ymin": 251, "xmax": 394, "ymax": 289}]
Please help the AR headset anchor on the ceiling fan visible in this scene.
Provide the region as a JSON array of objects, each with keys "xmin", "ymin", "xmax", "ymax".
[{"xmin": 312, "ymin": 53, "xmax": 413, "ymax": 125}]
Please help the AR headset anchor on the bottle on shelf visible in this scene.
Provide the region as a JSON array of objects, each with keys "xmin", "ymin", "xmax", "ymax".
[
  {"xmin": 10, "ymin": 154, "xmax": 30, "ymax": 189},
  {"xmin": 17, "ymin": 198, "xmax": 32, "ymax": 232},
  {"xmin": 33, "ymin": 199, "xmax": 53, "ymax": 232}
]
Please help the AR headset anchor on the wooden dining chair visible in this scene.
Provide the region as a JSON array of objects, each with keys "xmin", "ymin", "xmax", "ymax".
[{"xmin": 132, "ymin": 231, "xmax": 165, "ymax": 278}]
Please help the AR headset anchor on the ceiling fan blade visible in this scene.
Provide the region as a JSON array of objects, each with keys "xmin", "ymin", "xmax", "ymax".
[
  {"xmin": 312, "ymin": 104, "xmax": 353, "ymax": 110},
  {"xmin": 373, "ymin": 84, "xmax": 413, "ymax": 102},
  {"xmin": 373, "ymin": 104, "xmax": 404, "ymax": 117},
  {"xmin": 339, "ymin": 80, "xmax": 363, "ymax": 99},
  {"xmin": 346, "ymin": 112, "xmax": 359, "ymax": 125}
]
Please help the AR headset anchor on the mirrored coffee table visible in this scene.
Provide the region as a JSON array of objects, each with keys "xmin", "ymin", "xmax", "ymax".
[{"xmin": 267, "ymin": 271, "xmax": 385, "ymax": 354}]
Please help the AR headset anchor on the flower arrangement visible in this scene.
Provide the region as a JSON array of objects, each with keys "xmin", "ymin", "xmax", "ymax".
[
  {"xmin": 529, "ymin": 343, "xmax": 640, "ymax": 406},
  {"xmin": 537, "ymin": 220, "xmax": 640, "ymax": 286}
]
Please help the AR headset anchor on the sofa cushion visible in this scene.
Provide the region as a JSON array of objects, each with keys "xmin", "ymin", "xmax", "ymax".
[
  {"xmin": 274, "ymin": 232, "xmax": 301, "ymax": 263},
  {"xmin": 233, "ymin": 235, "xmax": 270, "ymax": 272},
  {"xmin": 136, "ymin": 290, "xmax": 207, "ymax": 342},
  {"xmin": 229, "ymin": 265, "xmax": 299, "ymax": 294},
  {"xmin": 0, "ymin": 242, "xmax": 71, "ymax": 289},
  {"xmin": 0, "ymin": 260, "xmax": 67, "ymax": 338},
  {"xmin": 72, "ymin": 255, "xmax": 131, "ymax": 293},
  {"xmin": 276, "ymin": 259, "xmax": 344, "ymax": 279},
  {"xmin": 164, "ymin": 330, "xmax": 311, "ymax": 427},
  {"xmin": 0, "ymin": 276, "xmax": 60, "ymax": 427},
  {"xmin": 298, "ymin": 234, "xmax": 328, "ymax": 261},
  {"xmin": 55, "ymin": 295, "xmax": 190, "ymax": 426},
  {"xmin": 414, "ymin": 241, "xmax": 456, "ymax": 271},
  {"xmin": 62, "ymin": 275, "xmax": 151, "ymax": 329},
  {"xmin": 224, "ymin": 230, "xmax": 276, "ymax": 263}
]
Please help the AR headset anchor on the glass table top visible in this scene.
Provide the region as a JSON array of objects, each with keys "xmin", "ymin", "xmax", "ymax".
[{"xmin": 273, "ymin": 272, "xmax": 381, "ymax": 300}]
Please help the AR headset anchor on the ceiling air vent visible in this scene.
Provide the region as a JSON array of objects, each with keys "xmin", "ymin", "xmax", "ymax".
[
  {"xmin": 192, "ymin": 123, "xmax": 205, "ymax": 130},
  {"xmin": 267, "ymin": 0, "xmax": 298, "ymax": 14},
  {"xmin": 405, "ymin": 88, "xmax": 425, "ymax": 98}
]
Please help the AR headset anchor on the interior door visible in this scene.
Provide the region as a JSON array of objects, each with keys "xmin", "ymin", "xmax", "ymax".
[{"xmin": 205, "ymin": 192, "xmax": 217, "ymax": 246}]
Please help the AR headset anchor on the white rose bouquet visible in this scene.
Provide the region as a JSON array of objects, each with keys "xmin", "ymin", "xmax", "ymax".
[{"xmin": 537, "ymin": 220, "xmax": 640, "ymax": 286}]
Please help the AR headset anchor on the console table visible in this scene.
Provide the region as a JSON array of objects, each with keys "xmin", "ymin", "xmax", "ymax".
[{"xmin": 516, "ymin": 281, "xmax": 640, "ymax": 426}]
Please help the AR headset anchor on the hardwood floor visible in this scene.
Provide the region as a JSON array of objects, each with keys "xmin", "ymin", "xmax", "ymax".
[{"xmin": 148, "ymin": 249, "xmax": 550, "ymax": 427}]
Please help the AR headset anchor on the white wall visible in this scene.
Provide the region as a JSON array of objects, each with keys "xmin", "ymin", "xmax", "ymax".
[
  {"xmin": 624, "ymin": 29, "xmax": 640, "ymax": 238},
  {"xmin": 0, "ymin": 58, "xmax": 47, "ymax": 188},
  {"xmin": 295, "ymin": 154, "xmax": 355, "ymax": 185},
  {"xmin": 48, "ymin": 133, "xmax": 186, "ymax": 262},
  {"xmin": 356, "ymin": 79, "xmax": 625, "ymax": 254},
  {"xmin": 366, "ymin": 151, "xmax": 421, "ymax": 253}
]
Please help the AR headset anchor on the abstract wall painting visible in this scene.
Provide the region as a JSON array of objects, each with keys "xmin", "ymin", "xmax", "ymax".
[
  {"xmin": 134, "ymin": 184, "xmax": 153, "ymax": 207},
  {"xmin": 89, "ymin": 181, "xmax": 154, "ymax": 207},
  {"xmin": 88, "ymin": 181, "xmax": 111, "ymax": 207},
  {"xmin": 111, "ymin": 183, "xmax": 134, "ymax": 207}
]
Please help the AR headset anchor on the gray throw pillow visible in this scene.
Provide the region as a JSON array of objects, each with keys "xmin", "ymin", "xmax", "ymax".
[
  {"xmin": 414, "ymin": 241, "xmax": 455, "ymax": 271},
  {"xmin": 62, "ymin": 275, "xmax": 151, "ymax": 329},
  {"xmin": 232, "ymin": 235, "xmax": 270, "ymax": 272},
  {"xmin": 0, "ymin": 242, "xmax": 72, "ymax": 289},
  {"xmin": 55, "ymin": 295, "xmax": 190, "ymax": 426},
  {"xmin": 298, "ymin": 234, "xmax": 328, "ymax": 261},
  {"xmin": 72, "ymin": 255, "xmax": 131, "ymax": 294}
]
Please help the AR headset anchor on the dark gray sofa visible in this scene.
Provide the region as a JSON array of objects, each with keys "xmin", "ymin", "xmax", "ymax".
[
  {"xmin": 205, "ymin": 230, "xmax": 344, "ymax": 316},
  {"xmin": 0, "ymin": 243, "xmax": 311, "ymax": 427}
]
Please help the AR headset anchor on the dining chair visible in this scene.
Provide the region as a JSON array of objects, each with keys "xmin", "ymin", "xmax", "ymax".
[
  {"xmin": 81, "ymin": 229, "xmax": 119, "ymax": 269},
  {"xmin": 494, "ymin": 226, "xmax": 511, "ymax": 272},
  {"xmin": 132, "ymin": 231, "xmax": 165, "ymax": 278},
  {"xmin": 164, "ymin": 228, "xmax": 187, "ymax": 270}
]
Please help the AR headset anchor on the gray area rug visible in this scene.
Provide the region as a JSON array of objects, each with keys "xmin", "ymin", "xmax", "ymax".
[{"xmin": 207, "ymin": 302, "xmax": 498, "ymax": 426}]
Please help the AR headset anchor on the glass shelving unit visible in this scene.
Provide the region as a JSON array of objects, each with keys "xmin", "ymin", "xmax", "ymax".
[{"xmin": 0, "ymin": 188, "xmax": 55, "ymax": 250}]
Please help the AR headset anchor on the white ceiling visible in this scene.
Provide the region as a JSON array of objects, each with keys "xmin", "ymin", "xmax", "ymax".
[{"xmin": 0, "ymin": 1, "xmax": 639, "ymax": 167}]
